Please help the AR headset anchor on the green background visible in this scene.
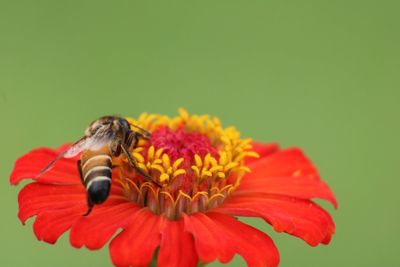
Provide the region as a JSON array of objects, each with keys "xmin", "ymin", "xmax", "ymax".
[{"xmin": 1, "ymin": 0, "xmax": 399, "ymax": 266}]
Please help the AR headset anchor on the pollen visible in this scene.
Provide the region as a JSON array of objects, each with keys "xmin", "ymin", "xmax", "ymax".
[{"xmin": 116, "ymin": 109, "xmax": 259, "ymax": 219}]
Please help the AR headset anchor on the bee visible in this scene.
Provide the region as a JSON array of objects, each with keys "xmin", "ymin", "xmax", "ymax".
[{"xmin": 38, "ymin": 116, "xmax": 160, "ymax": 215}]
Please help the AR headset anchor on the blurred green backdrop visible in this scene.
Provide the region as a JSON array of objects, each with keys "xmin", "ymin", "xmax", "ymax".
[{"xmin": 1, "ymin": 0, "xmax": 399, "ymax": 266}]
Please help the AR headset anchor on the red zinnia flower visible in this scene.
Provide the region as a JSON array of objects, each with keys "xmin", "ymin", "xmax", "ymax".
[{"xmin": 10, "ymin": 109, "xmax": 337, "ymax": 267}]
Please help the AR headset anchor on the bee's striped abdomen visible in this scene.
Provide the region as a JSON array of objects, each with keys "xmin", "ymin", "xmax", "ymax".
[{"xmin": 80, "ymin": 147, "xmax": 112, "ymax": 204}]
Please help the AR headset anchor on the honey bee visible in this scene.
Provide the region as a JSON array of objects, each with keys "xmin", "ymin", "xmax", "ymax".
[{"xmin": 38, "ymin": 116, "xmax": 160, "ymax": 215}]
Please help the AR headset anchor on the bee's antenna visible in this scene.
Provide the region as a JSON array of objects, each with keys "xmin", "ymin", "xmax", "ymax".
[{"xmin": 129, "ymin": 123, "xmax": 152, "ymax": 139}]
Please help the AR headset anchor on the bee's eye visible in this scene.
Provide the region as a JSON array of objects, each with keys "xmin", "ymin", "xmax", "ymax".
[{"xmin": 119, "ymin": 119, "xmax": 130, "ymax": 130}]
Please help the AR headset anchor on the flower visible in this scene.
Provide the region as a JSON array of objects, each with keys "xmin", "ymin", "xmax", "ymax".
[{"xmin": 10, "ymin": 109, "xmax": 337, "ymax": 267}]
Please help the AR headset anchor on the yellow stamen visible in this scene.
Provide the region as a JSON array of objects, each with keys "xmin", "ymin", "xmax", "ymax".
[
  {"xmin": 159, "ymin": 173, "xmax": 169, "ymax": 182},
  {"xmin": 172, "ymin": 158, "xmax": 184, "ymax": 169},
  {"xmin": 173, "ymin": 169, "xmax": 186, "ymax": 178},
  {"xmin": 162, "ymin": 154, "xmax": 170, "ymax": 169},
  {"xmin": 191, "ymin": 166, "xmax": 200, "ymax": 177},
  {"xmin": 150, "ymin": 164, "xmax": 165, "ymax": 174},
  {"xmin": 132, "ymin": 152, "xmax": 145, "ymax": 163},
  {"xmin": 194, "ymin": 154, "xmax": 203, "ymax": 168}
]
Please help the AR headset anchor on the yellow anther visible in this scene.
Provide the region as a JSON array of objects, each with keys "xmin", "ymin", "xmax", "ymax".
[
  {"xmin": 204, "ymin": 153, "xmax": 213, "ymax": 169},
  {"xmin": 151, "ymin": 164, "xmax": 165, "ymax": 174},
  {"xmin": 159, "ymin": 173, "xmax": 170, "ymax": 182},
  {"xmin": 191, "ymin": 166, "xmax": 200, "ymax": 177},
  {"xmin": 224, "ymin": 162, "xmax": 239, "ymax": 172},
  {"xmin": 178, "ymin": 107, "xmax": 189, "ymax": 121},
  {"xmin": 201, "ymin": 170, "xmax": 212, "ymax": 178},
  {"xmin": 132, "ymin": 152, "xmax": 144, "ymax": 163},
  {"xmin": 136, "ymin": 163, "xmax": 148, "ymax": 172},
  {"xmin": 208, "ymin": 156, "xmax": 218, "ymax": 167},
  {"xmin": 146, "ymin": 114, "xmax": 159, "ymax": 123},
  {"xmin": 221, "ymin": 136, "xmax": 231, "ymax": 145},
  {"xmin": 172, "ymin": 158, "xmax": 184, "ymax": 170},
  {"xmin": 173, "ymin": 169, "xmax": 186, "ymax": 178},
  {"xmin": 241, "ymin": 138, "xmax": 253, "ymax": 145},
  {"xmin": 243, "ymin": 144, "xmax": 253, "ymax": 150},
  {"xmin": 234, "ymin": 147, "xmax": 244, "ymax": 154},
  {"xmin": 194, "ymin": 154, "xmax": 203, "ymax": 167},
  {"xmin": 162, "ymin": 154, "xmax": 171, "ymax": 169},
  {"xmin": 217, "ymin": 172, "xmax": 226, "ymax": 179},
  {"xmin": 245, "ymin": 151, "xmax": 260, "ymax": 158},
  {"xmin": 134, "ymin": 147, "xmax": 144, "ymax": 153},
  {"xmin": 233, "ymin": 153, "xmax": 246, "ymax": 162},
  {"xmin": 209, "ymin": 166, "xmax": 223, "ymax": 173},
  {"xmin": 137, "ymin": 112, "xmax": 148, "ymax": 122},
  {"xmin": 167, "ymin": 167, "xmax": 173, "ymax": 175},
  {"xmin": 219, "ymin": 152, "xmax": 227, "ymax": 165},
  {"xmin": 152, "ymin": 159, "xmax": 162, "ymax": 165},
  {"xmin": 213, "ymin": 117, "xmax": 221, "ymax": 126},
  {"xmin": 155, "ymin": 148, "xmax": 164, "ymax": 158},
  {"xmin": 148, "ymin": 146, "xmax": 155, "ymax": 160}
]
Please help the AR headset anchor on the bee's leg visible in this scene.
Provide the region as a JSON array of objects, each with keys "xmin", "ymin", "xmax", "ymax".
[
  {"xmin": 125, "ymin": 131, "xmax": 138, "ymax": 151},
  {"xmin": 77, "ymin": 160, "xmax": 84, "ymax": 184},
  {"xmin": 83, "ymin": 198, "xmax": 93, "ymax": 217},
  {"xmin": 120, "ymin": 144, "xmax": 161, "ymax": 187}
]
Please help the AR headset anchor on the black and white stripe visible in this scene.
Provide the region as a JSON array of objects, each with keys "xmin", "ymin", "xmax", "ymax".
[
  {"xmin": 84, "ymin": 167, "xmax": 112, "ymax": 188},
  {"xmin": 82, "ymin": 154, "xmax": 112, "ymax": 171},
  {"xmin": 82, "ymin": 155, "xmax": 112, "ymax": 190}
]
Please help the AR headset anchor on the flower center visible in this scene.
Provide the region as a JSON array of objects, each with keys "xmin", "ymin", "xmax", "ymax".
[
  {"xmin": 148, "ymin": 127, "xmax": 218, "ymax": 162},
  {"xmin": 114, "ymin": 109, "xmax": 259, "ymax": 220}
]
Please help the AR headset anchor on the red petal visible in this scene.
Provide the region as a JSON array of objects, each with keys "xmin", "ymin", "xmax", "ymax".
[
  {"xmin": 10, "ymin": 145, "xmax": 80, "ymax": 185},
  {"xmin": 183, "ymin": 213, "xmax": 235, "ymax": 264},
  {"xmin": 246, "ymin": 147, "xmax": 320, "ymax": 180},
  {"xmin": 245, "ymin": 142, "xmax": 279, "ymax": 165},
  {"xmin": 216, "ymin": 193, "xmax": 335, "ymax": 246},
  {"xmin": 207, "ymin": 212, "xmax": 279, "ymax": 267},
  {"xmin": 70, "ymin": 200, "xmax": 139, "ymax": 250},
  {"xmin": 33, "ymin": 205, "xmax": 85, "ymax": 244},
  {"xmin": 17, "ymin": 183, "xmax": 86, "ymax": 224},
  {"xmin": 157, "ymin": 218, "xmax": 198, "ymax": 267},
  {"xmin": 18, "ymin": 180, "xmax": 126, "ymax": 246},
  {"xmin": 109, "ymin": 209, "xmax": 161, "ymax": 267},
  {"xmin": 238, "ymin": 175, "xmax": 337, "ymax": 208}
]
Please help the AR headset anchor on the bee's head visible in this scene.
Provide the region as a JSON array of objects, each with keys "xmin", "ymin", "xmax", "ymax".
[
  {"xmin": 117, "ymin": 118, "xmax": 131, "ymax": 133},
  {"xmin": 85, "ymin": 116, "xmax": 116, "ymax": 136}
]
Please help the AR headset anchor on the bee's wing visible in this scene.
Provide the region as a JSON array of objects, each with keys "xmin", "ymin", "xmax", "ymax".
[
  {"xmin": 62, "ymin": 131, "xmax": 113, "ymax": 158},
  {"xmin": 37, "ymin": 123, "xmax": 117, "ymax": 177},
  {"xmin": 61, "ymin": 137, "xmax": 89, "ymax": 158},
  {"xmin": 37, "ymin": 133, "xmax": 114, "ymax": 177},
  {"xmin": 76, "ymin": 131, "xmax": 114, "ymax": 153},
  {"xmin": 36, "ymin": 137, "xmax": 87, "ymax": 177}
]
